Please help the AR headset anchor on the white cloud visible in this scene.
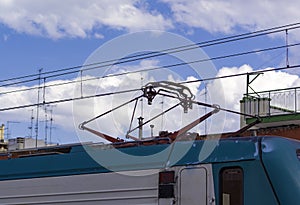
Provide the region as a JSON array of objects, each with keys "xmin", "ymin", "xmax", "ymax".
[
  {"xmin": 74, "ymin": 66, "xmax": 204, "ymax": 142},
  {"xmin": 2, "ymin": 62, "xmax": 300, "ymax": 143},
  {"xmin": 0, "ymin": 59, "xmax": 202, "ymax": 143},
  {"xmin": 207, "ymin": 64, "xmax": 252, "ymax": 111},
  {"xmin": 162, "ymin": 0, "xmax": 300, "ymax": 40},
  {"xmin": 2, "ymin": 0, "xmax": 300, "ymax": 43},
  {"xmin": 94, "ymin": 33, "xmax": 104, "ymax": 39},
  {"xmin": 207, "ymin": 64, "xmax": 300, "ymax": 131},
  {"xmin": 0, "ymin": 0, "xmax": 173, "ymax": 39},
  {"xmin": 185, "ymin": 76, "xmax": 201, "ymax": 96}
]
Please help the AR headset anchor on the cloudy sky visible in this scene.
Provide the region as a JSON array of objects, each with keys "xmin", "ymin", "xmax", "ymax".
[{"xmin": 1, "ymin": 0, "xmax": 300, "ymax": 144}]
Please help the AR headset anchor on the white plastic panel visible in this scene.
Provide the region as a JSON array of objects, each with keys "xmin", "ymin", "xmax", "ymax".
[
  {"xmin": 0, "ymin": 169, "xmax": 159, "ymax": 205},
  {"xmin": 179, "ymin": 167, "xmax": 207, "ymax": 205}
]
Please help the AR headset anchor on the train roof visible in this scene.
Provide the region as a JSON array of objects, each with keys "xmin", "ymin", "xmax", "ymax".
[{"xmin": 0, "ymin": 136, "xmax": 298, "ymax": 180}]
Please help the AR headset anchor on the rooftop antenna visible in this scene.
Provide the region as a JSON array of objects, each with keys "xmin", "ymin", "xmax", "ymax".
[
  {"xmin": 44, "ymin": 105, "xmax": 49, "ymax": 145},
  {"xmin": 28, "ymin": 109, "xmax": 34, "ymax": 138},
  {"xmin": 48, "ymin": 105, "xmax": 55, "ymax": 144},
  {"xmin": 160, "ymin": 96, "xmax": 164, "ymax": 130},
  {"xmin": 41, "ymin": 105, "xmax": 56, "ymax": 145},
  {"xmin": 35, "ymin": 68, "xmax": 43, "ymax": 148},
  {"xmin": 6, "ymin": 121, "xmax": 20, "ymax": 140}
]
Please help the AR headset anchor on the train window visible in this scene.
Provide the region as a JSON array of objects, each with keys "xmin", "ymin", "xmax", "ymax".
[{"xmin": 220, "ymin": 167, "xmax": 243, "ymax": 205}]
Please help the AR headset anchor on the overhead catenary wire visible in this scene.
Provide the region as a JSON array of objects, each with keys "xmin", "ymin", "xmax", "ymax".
[
  {"xmin": 0, "ymin": 63, "xmax": 299, "ymax": 112},
  {"xmin": 1, "ymin": 22, "xmax": 300, "ymax": 86},
  {"xmin": 1, "ymin": 41, "xmax": 300, "ymax": 96},
  {"xmin": 180, "ymin": 63, "xmax": 300, "ymax": 85},
  {"xmin": 1, "ymin": 23, "xmax": 300, "ymax": 112},
  {"xmin": 0, "ymin": 87, "xmax": 142, "ymax": 112}
]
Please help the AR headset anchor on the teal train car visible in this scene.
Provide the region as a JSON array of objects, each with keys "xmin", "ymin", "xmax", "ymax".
[{"xmin": 0, "ymin": 136, "xmax": 298, "ymax": 204}]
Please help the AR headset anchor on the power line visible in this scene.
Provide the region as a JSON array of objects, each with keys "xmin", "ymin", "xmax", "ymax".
[
  {"xmin": 179, "ymin": 64, "xmax": 300, "ymax": 85},
  {"xmin": 0, "ymin": 64, "xmax": 298, "ymax": 112},
  {"xmin": 0, "ymin": 88, "xmax": 141, "ymax": 112},
  {"xmin": 1, "ymin": 22, "xmax": 300, "ymax": 86},
  {"xmin": 1, "ymin": 41, "xmax": 300, "ymax": 96},
  {"xmin": 31, "ymin": 24, "xmax": 300, "ymax": 77}
]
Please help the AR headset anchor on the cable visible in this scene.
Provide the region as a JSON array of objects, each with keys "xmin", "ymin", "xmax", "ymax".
[
  {"xmin": 179, "ymin": 64, "xmax": 300, "ymax": 85},
  {"xmin": 1, "ymin": 41, "xmax": 299, "ymax": 95},
  {"xmin": 0, "ymin": 40, "xmax": 300, "ymax": 90},
  {"xmin": 1, "ymin": 22, "xmax": 300, "ymax": 85},
  {"xmin": 0, "ymin": 87, "xmax": 141, "ymax": 112},
  {"xmin": 28, "ymin": 24, "xmax": 300, "ymax": 78},
  {"xmin": 0, "ymin": 63, "xmax": 299, "ymax": 112}
]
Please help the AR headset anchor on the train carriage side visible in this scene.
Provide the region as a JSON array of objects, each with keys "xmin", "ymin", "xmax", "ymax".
[
  {"xmin": 211, "ymin": 136, "xmax": 300, "ymax": 205},
  {"xmin": 0, "ymin": 136, "xmax": 298, "ymax": 204}
]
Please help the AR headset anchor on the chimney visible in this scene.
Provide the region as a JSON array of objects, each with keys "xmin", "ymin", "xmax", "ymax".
[
  {"xmin": 138, "ymin": 117, "xmax": 144, "ymax": 140},
  {"xmin": 0, "ymin": 124, "xmax": 4, "ymax": 142}
]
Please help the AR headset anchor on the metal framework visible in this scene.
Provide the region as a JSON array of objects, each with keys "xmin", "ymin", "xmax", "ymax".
[{"xmin": 79, "ymin": 81, "xmax": 260, "ymax": 143}]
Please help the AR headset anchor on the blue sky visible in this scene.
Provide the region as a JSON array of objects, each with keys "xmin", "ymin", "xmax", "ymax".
[{"xmin": 1, "ymin": 0, "xmax": 300, "ymax": 144}]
